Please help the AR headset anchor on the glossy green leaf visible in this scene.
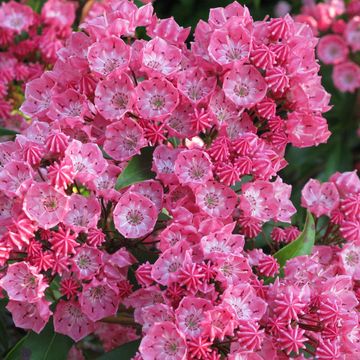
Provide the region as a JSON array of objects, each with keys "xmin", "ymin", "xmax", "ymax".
[
  {"xmin": 97, "ymin": 340, "xmax": 140, "ymax": 360},
  {"xmin": 0, "ymin": 128, "xmax": 18, "ymax": 137},
  {"xmin": 5, "ymin": 322, "xmax": 73, "ymax": 360},
  {"xmin": 274, "ymin": 212, "xmax": 316, "ymax": 267},
  {"xmin": 115, "ymin": 147, "xmax": 155, "ymax": 190}
]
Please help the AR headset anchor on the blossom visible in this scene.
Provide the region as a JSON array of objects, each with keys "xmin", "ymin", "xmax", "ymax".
[
  {"xmin": 0, "ymin": 262, "xmax": 47, "ymax": 303},
  {"xmin": 23, "ymin": 183, "xmax": 69, "ymax": 229},
  {"xmin": 139, "ymin": 322, "xmax": 187, "ymax": 360},
  {"xmin": 135, "ymin": 78, "xmax": 179, "ymax": 120},
  {"xmin": 95, "ymin": 73, "xmax": 135, "ymax": 121},
  {"xmin": 87, "ymin": 36, "xmax": 131, "ymax": 77},
  {"xmin": 53, "ymin": 300, "xmax": 94, "ymax": 342},
  {"xmin": 113, "ymin": 192, "xmax": 157, "ymax": 238},
  {"xmin": 6, "ymin": 299, "xmax": 52, "ymax": 334},
  {"xmin": 79, "ymin": 278, "xmax": 119, "ymax": 321},
  {"xmin": 332, "ymin": 61, "xmax": 360, "ymax": 93},
  {"xmin": 223, "ymin": 65, "xmax": 267, "ymax": 108},
  {"xmin": 142, "ymin": 36, "xmax": 182, "ymax": 76},
  {"xmin": 72, "ymin": 245, "xmax": 103, "ymax": 280},
  {"xmin": 103, "ymin": 117, "xmax": 146, "ymax": 161},
  {"xmin": 317, "ymin": 34, "xmax": 349, "ymax": 64},
  {"xmin": 195, "ymin": 181, "xmax": 237, "ymax": 218},
  {"xmin": 301, "ymin": 179, "xmax": 340, "ymax": 217},
  {"xmin": 174, "ymin": 149, "xmax": 213, "ymax": 185},
  {"xmin": 63, "ymin": 194, "xmax": 101, "ymax": 233}
]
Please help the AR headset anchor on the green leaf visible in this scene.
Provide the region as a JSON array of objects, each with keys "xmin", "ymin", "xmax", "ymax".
[
  {"xmin": 0, "ymin": 128, "xmax": 18, "ymax": 137},
  {"xmin": 5, "ymin": 322, "xmax": 73, "ymax": 360},
  {"xmin": 158, "ymin": 208, "xmax": 172, "ymax": 222},
  {"xmin": 27, "ymin": 0, "xmax": 47, "ymax": 13},
  {"xmin": 115, "ymin": 147, "xmax": 155, "ymax": 190},
  {"xmin": 97, "ymin": 340, "xmax": 140, "ymax": 360},
  {"xmin": 274, "ymin": 212, "xmax": 316, "ymax": 267}
]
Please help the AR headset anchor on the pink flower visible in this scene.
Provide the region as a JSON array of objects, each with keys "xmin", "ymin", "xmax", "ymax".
[
  {"xmin": 95, "ymin": 73, "xmax": 135, "ymax": 121},
  {"xmin": 195, "ymin": 180, "xmax": 237, "ymax": 218},
  {"xmin": 129, "ymin": 180, "xmax": 164, "ymax": 213},
  {"xmin": 317, "ymin": 34, "xmax": 349, "ymax": 65},
  {"xmin": 0, "ymin": 262, "xmax": 47, "ymax": 302},
  {"xmin": 251, "ymin": 44, "xmax": 276, "ymax": 70},
  {"xmin": 151, "ymin": 241, "xmax": 189, "ymax": 286},
  {"xmin": 236, "ymin": 320, "xmax": 264, "ymax": 351},
  {"xmin": 41, "ymin": 0, "xmax": 76, "ymax": 30},
  {"xmin": 277, "ymin": 325, "xmax": 306, "ymax": 355},
  {"xmin": 65, "ymin": 140, "xmax": 107, "ymax": 183},
  {"xmin": 87, "ymin": 36, "xmax": 131, "ymax": 77},
  {"xmin": 332, "ymin": 62, "xmax": 360, "ymax": 93},
  {"xmin": 23, "ymin": 182, "xmax": 69, "ymax": 229},
  {"xmin": 301, "ymin": 179, "xmax": 340, "ymax": 217},
  {"xmin": 103, "ymin": 117, "xmax": 146, "ymax": 161},
  {"xmin": 152, "ymin": 145, "xmax": 182, "ymax": 185},
  {"xmin": 139, "ymin": 321, "xmax": 187, "ymax": 360},
  {"xmin": 49, "ymin": 227, "xmax": 79, "ymax": 256},
  {"xmin": 0, "ymin": 1, "xmax": 34, "ymax": 33},
  {"xmin": 316, "ymin": 339, "xmax": 341, "ymax": 360},
  {"xmin": 265, "ymin": 66, "xmax": 289, "ymax": 94},
  {"xmin": 202, "ymin": 307, "xmax": 235, "ymax": 341},
  {"xmin": 208, "ymin": 20, "xmax": 251, "ymax": 66},
  {"xmin": 330, "ymin": 170, "xmax": 360, "ymax": 196},
  {"xmin": 177, "ymin": 67, "xmax": 216, "ymax": 104},
  {"xmin": 166, "ymin": 99, "xmax": 197, "ymax": 139},
  {"xmin": 147, "ymin": 16, "xmax": 190, "ymax": 45},
  {"xmin": 201, "ymin": 223, "xmax": 244, "ymax": 259},
  {"xmin": 0, "ymin": 160, "xmax": 33, "ymax": 196},
  {"xmin": 48, "ymin": 160, "xmax": 75, "ymax": 190},
  {"xmin": 54, "ymin": 300, "xmax": 94, "ymax": 342},
  {"xmin": 209, "ymin": 89, "xmax": 238, "ymax": 125},
  {"xmin": 47, "ymin": 89, "xmax": 88, "ymax": 127},
  {"xmin": 272, "ymin": 177, "xmax": 296, "ymax": 223},
  {"xmin": 79, "ymin": 278, "xmax": 119, "ymax": 322},
  {"xmin": 175, "ymin": 296, "xmax": 213, "ymax": 338},
  {"xmin": 239, "ymin": 181, "xmax": 278, "ymax": 222},
  {"xmin": 286, "ymin": 111, "xmax": 331, "ymax": 147},
  {"xmin": 142, "ymin": 36, "xmax": 182, "ymax": 76},
  {"xmin": 6, "ymin": 299, "xmax": 52, "ymax": 334},
  {"xmin": 222, "ymin": 284, "xmax": 267, "ymax": 321},
  {"xmin": 63, "ymin": 194, "xmax": 101, "ymax": 233},
  {"xmin": 113, "ymin": 192, "xmax": 157, "ymax": 239},
  {"xmin": 214, "ymin": 254, "xmax": 252, "ymax": 286},
  {"xmin": 20, "ymin": 75, "xmax": 55, "ymax": 120},
  {"xmin": 174, "ymin": 149, "xmax": 213, "ymax": 185},
  {"xmin": 344, "ymin": 17, "xmax": 360, "ymax": 52},
  {"xmin": 72, "ymin": 245, "xmax": 103, "ymax": 280},
  {"xmin": 339, "ymin": 244, "xmax": 360, "ymax": 280},
  {"xmin": 223, "ymin": 65, "xmax": 267, "ymax": 108},
  {"xmin": 135, "ymin": 78, "xmax": 179, "ymax": 120}
]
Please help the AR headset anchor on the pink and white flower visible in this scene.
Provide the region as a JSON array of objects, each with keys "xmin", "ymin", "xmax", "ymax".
[
  {"xmin": 113, "ymin": 192, "xmax": 157, "ymax": 238},
  {"xmin": 23, "ymin": 183, "xmax": 69, "ymax": 229}
]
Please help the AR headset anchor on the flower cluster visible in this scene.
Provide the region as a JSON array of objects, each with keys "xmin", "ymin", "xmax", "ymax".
[
  {"xmin": 296, "ymin": 0, "xmax": 360, "ymax": 92},
  {"xmin": 302, "ymin": 171, "xmax": 360, "ymax": 276},
  {"xmin": 0, "ymin": 0, "xmax": 358, "ymax": 359},
  {"xmin": 0, "ymin": 0, "xmax": 77, "ymax": 131}
]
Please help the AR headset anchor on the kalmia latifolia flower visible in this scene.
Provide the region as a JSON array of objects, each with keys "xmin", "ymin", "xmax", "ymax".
[
  {"xmin": 1, "ymin": 0, "xmax": 359, "ymax": 359},
  {"xmin": 297, "ymin": 0, "xmax": 360, "ymax": 93},
  {"xmin": 0, "ymin": 0, "xmax": 77, "ymax": 132}
]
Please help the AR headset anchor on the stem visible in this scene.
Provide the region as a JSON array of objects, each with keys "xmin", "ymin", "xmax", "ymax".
[{"xmin": 101, "ymin": 314, "xmax": 139, "ymax": 327}]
